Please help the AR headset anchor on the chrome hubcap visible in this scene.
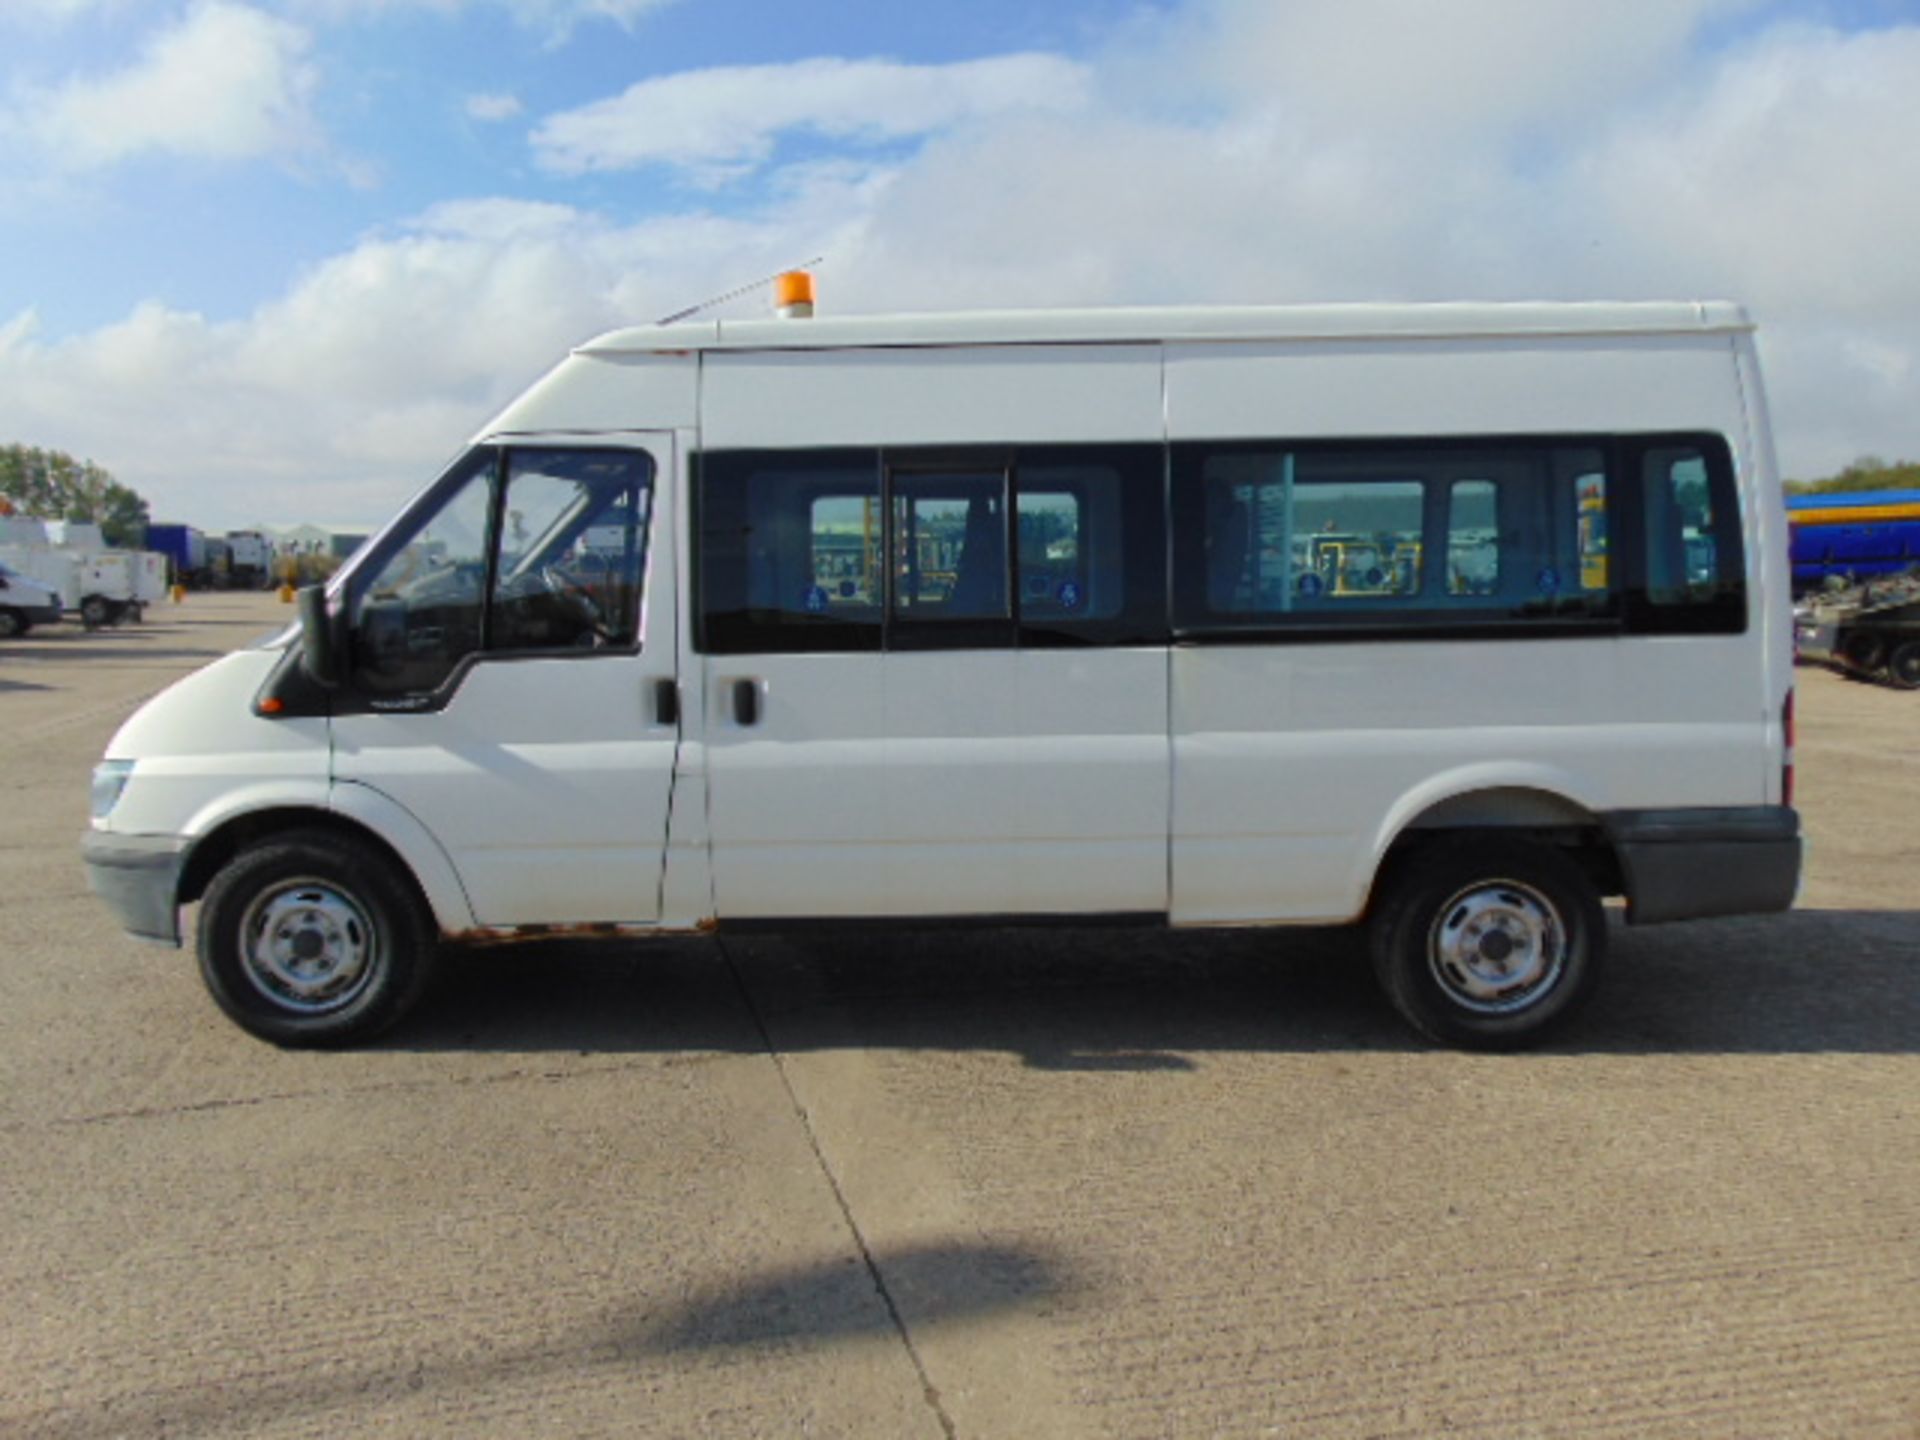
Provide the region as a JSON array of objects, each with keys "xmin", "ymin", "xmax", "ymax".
[
  {"xmin": 1428, "ymin": 878, "xmax": 1567, "ymax": 1015},
  {"xmin": 238, "ymin": 879, "xmax": 377, "ymax": 1014}
]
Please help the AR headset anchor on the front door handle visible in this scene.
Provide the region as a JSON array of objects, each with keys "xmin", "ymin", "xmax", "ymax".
[
  {"xmin": 651, "ymin": 678, "xmax": 679, "ymax": 726},
  {"xmin": 732, "ymin": 678, "xmax": 761, "ymax": 727}
]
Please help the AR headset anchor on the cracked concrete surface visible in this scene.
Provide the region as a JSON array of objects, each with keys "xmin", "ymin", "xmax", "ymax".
[{"xmin": 2, "ymin": 594, "xmax": 1916, "ymax": 1437}]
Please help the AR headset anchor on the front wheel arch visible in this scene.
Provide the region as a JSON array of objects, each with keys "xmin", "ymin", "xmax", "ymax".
[{"xmin": 179, "ymin": 808, "xmax": 436, "ymax": 924}]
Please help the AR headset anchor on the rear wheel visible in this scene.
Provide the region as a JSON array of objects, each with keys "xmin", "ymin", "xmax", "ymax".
[
  {"xmin": 1369, "ymin": 837, "xmax": 1605, "ymax": 1049},
  {"xmin": 1886, "ymin": 640, "xmax": 1920, "ymax": 691},
  {"xmin": 80, "ymin": 594, "xmax": 110, "ymax": 629},
  {"xmin": 197, "ymin": 831, "xmax": 437, "ymax": 1046}
]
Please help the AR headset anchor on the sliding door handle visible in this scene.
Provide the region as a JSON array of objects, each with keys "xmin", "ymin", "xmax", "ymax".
[{"xmin": 732, "ymin": 678, "xmax": 761, "ymax": 727}]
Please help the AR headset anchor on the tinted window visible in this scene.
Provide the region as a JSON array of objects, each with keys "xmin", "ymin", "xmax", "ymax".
[
  {"xmin": 1629, "ymin": 437, "xmax": 1745, "ymax": 633},
  {"xmin": 698, "ymin": 445, "xmax": 1165, "ymax": 653},
  {"xmin": 699, "ymin": 450, "xmax": 882, "ymax": 654},
  {"xmin": 1172, "ymin": 441, "xmax": 1617, "ymax": 633}
]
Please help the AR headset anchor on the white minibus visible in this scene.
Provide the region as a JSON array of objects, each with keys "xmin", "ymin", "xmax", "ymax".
[{"xmin": 82, "ymin": 296, "xmax": 1801, "ymax": 1048}]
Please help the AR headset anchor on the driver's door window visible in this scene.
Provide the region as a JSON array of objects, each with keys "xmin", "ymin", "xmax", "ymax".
[
  {"xmin": 351, "ymin": 446, "xmax": 653, "ymax": 699},
  {"xmin": 491, "ymin": 449, "xmax": 651, "ymax": 652}
]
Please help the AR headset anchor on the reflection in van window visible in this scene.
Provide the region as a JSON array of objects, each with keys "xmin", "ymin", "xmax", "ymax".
[
  {"xmin": 892, "ymin": 473, "xmax": 1009, "ymax": 621},
  {"xmin": 355, "ymin": 451, "xmax": 495, "ymax": 695},
  {"xmin": 491, "ymin": 450, "xmax": 652, "ymax": 652},
  {"xmin": 1639, "ymin": 444, "xmax": 1743, "ymax": 626},
  {"xmin": 1173, "ymin": 442, "xmax": 1615, "ymax": 631},
  {"xmin": 701, "ymin": 450, "xmax": 883, "ymax": 654}
]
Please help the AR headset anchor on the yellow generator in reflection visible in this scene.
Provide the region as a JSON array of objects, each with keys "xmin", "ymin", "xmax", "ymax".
[
  {"xmin": 1310, "ymin": 534, "xmax": 1423, "ymax": 596},
  {"xmin": 1578, "ymin": 480, "xmax": 1609, "ymax": 590}
]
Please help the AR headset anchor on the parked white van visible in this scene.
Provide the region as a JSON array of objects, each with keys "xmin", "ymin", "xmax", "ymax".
[
  {"xmin": 0, "ymin": 559, "xmax": 63, "ymax": 636},
  {"xmin": 82, "ymin": 296, "xmax": 1801, "ymax": 1048}
]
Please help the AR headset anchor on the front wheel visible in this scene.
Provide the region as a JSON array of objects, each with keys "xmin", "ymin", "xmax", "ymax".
[
  {"xmin": 0, "ymin": 609, "xmax": 22, "ymax": 639},
  {"xmin": 197, "ymin": 831, "xmax": 437, "ymax": 1046},
  {"xmin": 1368, "ymin": 838, "xmax": 1605, "ymax": 1049},
  {"xmin": 80, "ymin": 594, "xmax": 110, "ymax": 629}
]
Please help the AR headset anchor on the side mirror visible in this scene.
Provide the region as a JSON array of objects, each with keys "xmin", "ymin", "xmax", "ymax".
[{"xmin": 298, "ymin": 584, "xmax": 346, "ymax": 688}]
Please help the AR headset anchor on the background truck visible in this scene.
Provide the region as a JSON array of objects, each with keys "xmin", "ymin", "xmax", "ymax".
[
  {"xmin": 1795, "ymin": 566, "xmax": 1920, "ymax": 689},
  {"xmin": 144, "ymin": 523, "xmax": 209, "ymax": 589},
  {"xmin": 225, "ymin": 531, "xmax": 274, "ymax": 589}
]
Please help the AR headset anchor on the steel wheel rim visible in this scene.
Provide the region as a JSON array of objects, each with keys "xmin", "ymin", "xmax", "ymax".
[
  {"xmin": 1427, "ymin": 877, "xmax": 1568, "ymax": 1015},
  {"xmin": 1891, "ymin": 646, "xmax": 1920, "ymax": 687},
  {"xmin": 237, "ymin": 878, "xmax": 379, "ymax": 1014}
]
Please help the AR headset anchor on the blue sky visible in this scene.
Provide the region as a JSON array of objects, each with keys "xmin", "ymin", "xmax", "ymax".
[{"xmin": 4, "ymin": 0, "xmax": 1920, "ymax": 527}]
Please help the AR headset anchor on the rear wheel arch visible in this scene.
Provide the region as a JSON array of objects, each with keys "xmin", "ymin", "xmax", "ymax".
[{"xmin": 1368, "ymin": 785, "xmax": 1624, "ymax": 914}]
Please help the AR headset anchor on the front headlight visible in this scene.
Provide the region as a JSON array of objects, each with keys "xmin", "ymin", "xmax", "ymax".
[{"xmin": 90, "ymin": 759, "xmax": 135, "ymax": 822}]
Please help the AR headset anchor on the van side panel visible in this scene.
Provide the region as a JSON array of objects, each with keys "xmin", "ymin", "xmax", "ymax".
[
  {"xmin": 697, "ymin": 347, "xmax": 1172, "ymax": 919},
  {"xmin": 701, "ymin": 346, "xmax": 1162, "ymax": 448},
  {"xmin": 1166, "ymin": 336, "xmax": 1766, "ymax": 924}
]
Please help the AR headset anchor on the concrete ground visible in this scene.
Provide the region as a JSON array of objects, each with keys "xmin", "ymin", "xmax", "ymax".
[{"xmin": 1, "ymin": 593, "xmax": 1914, "ymax": 1438}]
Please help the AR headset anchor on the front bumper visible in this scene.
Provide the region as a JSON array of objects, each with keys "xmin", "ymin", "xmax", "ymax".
[
  {"xmin": 81, "ymin": 831, "xmax": 189, "ymax": 947},
  {"xmin": 1604, "ymin": 806, "xmax": 1801, "ymax": 925}
]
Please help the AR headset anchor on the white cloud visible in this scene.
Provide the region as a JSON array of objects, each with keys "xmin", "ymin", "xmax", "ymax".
[
  {"xmin": 22, "ymin": 1, "xmax": 319, "ymax": 168},
  {"xmin": 466, "ymin": 91, "xmax": 524, "ymax": 122},
  {"xmin": 8, "ymin": 7, "xmax": 1920, "ymax": 527},
  {"xmin": 531, "ymin": 54, "xmax": 1094, "ymax": 181}
]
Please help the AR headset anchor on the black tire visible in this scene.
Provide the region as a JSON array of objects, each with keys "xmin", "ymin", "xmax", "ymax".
[
  {"xmin": 80, "ymin": 594, "xmax": 110, "ymax": 629},
  {"xmin": 196, "ymin": 830, "xmax": 437, "ymax": 1046},
  {"xmin": 1886, "ymin": 640, "xmax": 1920, "ymax": 691},
  {"xmin": 1368, "ymin": 837, "xmax": 1606, "ymax": 1050},
  {"xmin": 0, "ymin": 609, "xmax": 22, "ymax": 639},
  {"xmin": 1839, "ymin": 630, "xmax": 1886, "ymax": 674}
]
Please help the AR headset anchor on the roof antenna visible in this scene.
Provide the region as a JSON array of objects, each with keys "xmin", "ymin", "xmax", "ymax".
[{"xmin": 655, "ymin": 257, "xmax": 825, "ymax": 326}]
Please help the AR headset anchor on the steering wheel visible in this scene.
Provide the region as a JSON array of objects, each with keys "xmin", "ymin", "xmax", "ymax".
[{"xmin": 540, "ymin": 562, "xmax": 611, "ymax": 646}]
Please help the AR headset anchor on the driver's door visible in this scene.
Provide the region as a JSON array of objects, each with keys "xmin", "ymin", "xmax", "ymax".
[{"xmin": 329, "ymin": 437, "xmax": 680, "ymax": 927}]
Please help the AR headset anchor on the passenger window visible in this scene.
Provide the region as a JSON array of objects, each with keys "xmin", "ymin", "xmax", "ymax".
[
  {"xmin": 810, "ymin": 495, "xmax": 881, "ymax": 616},
  {"xmin": 1447, "ymin": 480, "xmax": 1498, "ymax": 595},
  {"xmin": 700, "ymin": 450, "xmax": 882, "ymax": 654},
  {"xmin": 891, "ymin": 473, "xmax": 1009, "ymax": 620},
  {"xmin": 699, "ymin": 444, "xmax": 1167, "ymax": 654},
  {"xmin": 1014, "ymin": 446, "xmax": 1167, "ymax": 648},
  {"xmin": 353, "ymin": 451, "xmax": 494, "ymax": 696},
  {"xmin": 491, "ymin": 450, "xmax": 650, "ymax": 652},
  {"xmin": 1017, "ymin": 490, "xmax": 1085, "ymax": 617},
  {"xmin": 1633, "ymin": 440, "xmax": 1745, "ymax": 633},
  {"xmin": 1172, "ymin": 441, "xmax": 1619, "ymax": 632},
  {"xmin": 1293, "ymin": 475, "xmax": 1424, "ymax": 601}
]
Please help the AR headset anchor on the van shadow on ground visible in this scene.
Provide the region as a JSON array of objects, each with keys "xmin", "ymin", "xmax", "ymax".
[
  {"xmin": 14, "ymin": 1239, "xmax": 1074, "ymax": 1439},
  {"xmin": 391, "ymin": 908, "xmax": 1920, "ymax": 1060}
]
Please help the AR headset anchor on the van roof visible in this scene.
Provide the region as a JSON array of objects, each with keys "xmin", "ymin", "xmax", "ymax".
[{"xmin": 578, "ymin": 300, "xmax": 1754, "ymax": 356}]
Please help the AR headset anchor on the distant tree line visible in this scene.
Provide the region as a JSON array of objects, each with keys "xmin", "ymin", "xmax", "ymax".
[
  {"xmin": 1785, "ymin": 456, "xmax": 1920, "ymax": 497},
  {"xmin": 0, "ymin": 444, "xmax": 150, "ymax": 547}
]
